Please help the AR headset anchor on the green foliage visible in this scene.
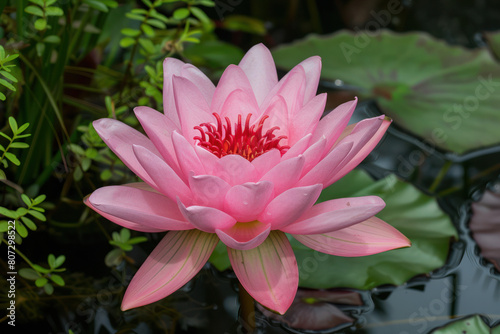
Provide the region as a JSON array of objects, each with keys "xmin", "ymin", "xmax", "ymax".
[
  {"xmin": 0, "ymin": 46, "xmax": 20, "ymax": 101},
  {"xmin": 0, "ymin": 194, "xmax": 47, "ymax": 242},
  {"xmin": 19, "ymin": 254, "xmax": 66, "ymax": 295},
  {"xmin": 0, "ymin": 117, "xmax": 31, "ymax": 178},
  {"xmin": 105, "ymin": 228, "xmax": 147, "ymax": 267},
  {"xmin": 25, "ymin": 0, "xmax": 64, "ymax": 32}
]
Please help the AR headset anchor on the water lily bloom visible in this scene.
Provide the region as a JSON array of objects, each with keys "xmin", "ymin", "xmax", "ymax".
[{"xmin": 84, "ymin": 44, "xmax": 410, "ymax": 315}]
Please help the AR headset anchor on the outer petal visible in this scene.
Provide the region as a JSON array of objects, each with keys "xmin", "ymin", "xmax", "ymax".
[
  {"xmin": 122, "ymin": 230, "xmax": 219, "ymax": 310},
  {"xmin": 178, "ymin": 202, "xmax": 236, "ymax": 233},
  {"xmin": 292, "ymin": 217, "xmax": 411, "ymax": 257},
  {"xmin": 327, "ymin": 117, "xmax": 391, "ymax": 185},
  {"xmin": 86, "ymin": 184, "xmax": 192, "ymax": 231},
  {"xmin": 134, "ymin": 106, "xmax": 181, "ymax": 175},
  {"xmin": 297, "ymin": 55, "xmax": 322, "ymax": 105},
  {"xmin": 172, "ymin": 131, "xmax": 205, "ymax": 177},
  {"xmin": 228, "ymin": 231, "xmax": 298, "ymax": 315},
  {"xmin": 282, "ymin": 133, "xmax": 312, "ymax": 160},
  {"xmin": 216, "ymin": 221, "xmax": 271, "ymax": 250},
  {"xmin": 224, "ymin": 182, "xmax": 274, "ymax": 222},
  {"xmin": 180, "ymin": 64, "xmax": 215, "ymax": 105},
  {"xmin": 238, "ymin": 43, "xmax": 278, "ymax": 106},
  {"xmin": 133, "ymin": 145, "xmax": 191, "ymax": 203},
  {"xmin": 93, "ymin": 118, "xmax": 161, "ymax": 187},
  {"xmin": 163, "ymin": 57, "xmax": 185, "ymax": 127},
  {"xmin": 259, "ymin": 156, "xmax": 305, "ymax": 195},
  {"xmin": 281, "ymin": 196, "xmax": 386, "ymax": 235},
  {"xmin": 288, "ymin": 93, "xmax": 326, "ymax": 146},
  {"xmin": 259, "ymin": 184, "xmax": 323, "ymax": 230}
]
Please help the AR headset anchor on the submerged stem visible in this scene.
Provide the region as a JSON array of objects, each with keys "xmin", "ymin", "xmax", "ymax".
[{"xmin": 238, "ymin": 282, "xmax": 256, "ymax": 333}]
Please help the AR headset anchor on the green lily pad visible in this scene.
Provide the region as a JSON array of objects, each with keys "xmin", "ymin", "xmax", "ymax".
[
  {"xmin": 272, "ymin": 30, "xmax": 500, "ymax": 154},
  {"xmin": 292, "ymin": 170, "xmax": 458, "ymax": 290},
  {"xmin": 430, "ymin": 315, "xmax": 497, "ymax": 334}
]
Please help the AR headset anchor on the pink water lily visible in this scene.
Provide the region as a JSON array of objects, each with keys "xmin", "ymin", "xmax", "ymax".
[{"xmin": 84, "ymin": 44, "xmax": 410, "ymax": 315}]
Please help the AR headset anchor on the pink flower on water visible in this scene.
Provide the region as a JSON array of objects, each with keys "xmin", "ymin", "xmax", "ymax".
[{"xmin": 84, "ymin": 44, "xmax": 410, "ymax": 314}]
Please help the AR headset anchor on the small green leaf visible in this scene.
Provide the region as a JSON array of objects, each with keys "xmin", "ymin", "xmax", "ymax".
[
  {"xmin": 45, "ymin": 6, "xmax": 63, "ymax": 16},
  {"xmin": 138, "ymin": 38, "xmax": 155, "ymax": 53},
  {"xmin": 0, "ymin": 79, "xmax": 16, "ymax": 91},
  {"xmin": 121, "ymin": 28, "xmax": 141, "ymax": 37},
  {"xmin": 17, "ymin": 123, "xmax": 30, "ymax": 133},
  {"xmin": 4, "ymin": 152, "xmax": 20, "ymax": 166},
  {"xmin": 85, "ymin": 148, "xmax": 98, "ymax": 159},
  {"xmin": 100, "ymin": 169, "xmax": 112, "ymax": 181},
  {"xmin": 73, "ymin": 166, "xmax": 83, "ymax": 181},
  {"xmin": 149, "ymin": 10, "xmax": 169, "ymax": 23},
  {"xmin": 83, "ymin": 0, "xmax": 108, "ymax": 12},
  {"xmin": 125, "ymin": 13, "xmax": 145, "ymax": 21},
  {"xmin": 8, "ymin": 117, "xmax": 18, "ymax": 133},
  {"xmin": 20, "ymin": 216, "xmax": 37, "ymax": 231},
  {"xmin": 54, "ymin": 255, "xmax": 65, "ymax": 267},
  {"xmin": 19, "ymin": 268, "xmax": 41, "ymax": 280},
  {"xmin": 0, "ymin": 132, "xmax": 11, "ymax": 140},
  {"xmin": 35, "ymin": 277, "xmax": 48, "ymax": 287},
  {"xmin": 50, "ymin": 274, "xmax": 65, "ymax": 286},
  {"xmin": 105, "ymin": 248, "xmax": 123, "ymax": 267},
  {"xmin": 48, "ymin": 254, "xmax": 56, "ymax": 268},
  {"xmin": 43, "ymin": 35, "xmax": 61, "ymax": 44},
  {"xmin": 0, "ymin": 92, "xmax": 5, "ymax": 101},
  {"xmin": 28, "ymin": 209, "xmax": 46, "ymax": 221},
  {"xmin": 81, "ymin": 157, "xmax": 91, "ymax": 171},
  {"xmin": 33, "ymin": 195, "xmax": 46, "ymax": 205},
  {"xmin": 34, "ymin": 18, "xmax": 47, "ymax": 31},
  {"xmin": 0, "ymin": 71, "xmax": 17, "ymax": 82},
  {"xmin": 128, "ymin": 236, "xmax": 147, "ymax": 244},
  {"xmin": 173, "ymin": 7, "xmax": 190, "ymax": 20},
  {"xmin": 32, "ymin": 264, "xmax": 50, "ymax": 274},
  {"xmin": 36, "ymin": 42, "xmax": 45, "ymax": 57},
  {"xmin": 16, "ymin": 207, "xmax": 28, "ymax": 216},
  {"xmin": 43, "ymin": 283, "xmax": 54, "ymax": 295},
  {"xmin": 0, "ymin": 170, "xmax": 5, "ymax": 180},
  {"xmin": 120, "ymin": 37, "xmax": 136, "ymax": 48},
  {"xmin": 0, "ymin": 207, "xmax": 16, "ymax": 219},
  {"xmin": 10, "ymin": 142, "xmax": 29, "ymax": 149},
  {"xmin": 21, "ymin": 194, "xmax": 31, "ymax": 207},
  {"xmin": 15, "ymin": 220, "xmax": 28, "ymax": 238},
  {"xmin": 141, "ymin": 24, "xmax": 155, "ymax": 37},
  {"xmin": 25, "ymin": 5, "xmax": 44, "ymax": 16},
  {"xmin": 190, "ymin": 6, "xmax": 211, "ymax": 26},
  {"xmin": 146, "ymin": 18, "xmax": 166, "ymax": 29},
  {"xmin": 0, "ymin": 221, "xmax": 8, "ymax": 232},
  {"xmin": 120, "ymin": 228, "xmax": 130, "ymax": 242}
]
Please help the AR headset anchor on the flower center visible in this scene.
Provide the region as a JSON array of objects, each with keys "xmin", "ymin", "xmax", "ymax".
[{"xmin": 194, "ymin": 113, "xmax": 289, "ymax": 161}]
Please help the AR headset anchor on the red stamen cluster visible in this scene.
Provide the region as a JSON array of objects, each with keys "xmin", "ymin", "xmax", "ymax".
[{"xmin": 194, "ymin": 113, "xmax": 289, "ymax": 161}]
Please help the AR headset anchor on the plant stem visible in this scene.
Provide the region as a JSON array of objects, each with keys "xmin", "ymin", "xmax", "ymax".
[{"xmin": 238, "ymin": 282, "xmax": 256, "ymax": 333}]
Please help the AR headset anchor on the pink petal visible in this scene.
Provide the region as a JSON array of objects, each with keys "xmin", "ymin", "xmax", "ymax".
[
  {"xmin": 189, "ymin": 174, "xmax": 231, "ymax": 209},
  {"xmin": 216, "ymin": 220, "xmax": 271, "ymax": 250},
  {"xmin": 297, "ymin": 141, "xmax": 353, "ymax": 187},
  {"xmin": 228, "ymin": 231, "xmax": 298, "ymax": 315},
  {"xmin": 252, "ymin": 149, "xmax": 282, "ymax": 177},
  {"xmin": 172, "ymin": 131, "xmax": 205, "ymax": 177},
  {"xmin": 163, "ymin": 57, "xmax": 185, "ymax": 127},
  {"xmin": 277, "ymin": 66, "xmax": 306, "ymax": 118},
  {"xmin": 327, "ymin": 117, "xmax": 391, "ymax": 185},
  {"xmin": 224, "ymin": 181, "xmax": 274, "ymax": 222},
  {"xmin": 133, "ymin": 145, "xmax": 191, "ymax": 203},
  {"xmin": 288, "ymin": 93, "xmax": 327, "ymax": 146},
  {"xmin": 178, "ymin": 201, "xmax": 236, "ymax": 233},
  {"xmin": 282, "ymin": 134, "xmax": 312, "ymax": 160},
  {"xmin": 172, "ymin": 75, "xmax": 213, "ymax": 142},
  {"xmin": 281, "ymin": 196, "xmax": 386, "ymax": 235},
  {"xmin": 292, "ymin": 216, "xmax": 411, "ymax": 257},
  {"xmin": 122, "ymin": 230, "xmax": 218, "ymax": 310},
  {"xmin": 211, "ymin": 64, "xmax": 258, "ymax": 115},
  {"xmin": 93, "ymin": 118, "xmax": 161, "ymax": 187},
  {"xmin": 215, "ymin": 154, "xmax": 257, "ymax": 185},
  {"xmin": 311, "ymin": 98, "xmax": 357, "ymax": 155},
  {"xmin": 259, "ymin": 184, "xmax": 323, "ymax": 230},
  {"xmin": 300, "ymin": 136, "xmax": 327, "ymax": 177},
  {"xmin": 180, "ymin": 64, "xmax": 215, "ymax": 105},
  {"xmin": 260, "ymin": 95, "xmax": 289, "ymax": 140},
  {"xmin": 134, "ymin": 106, "xmax": 181, "ymax": 175},
  {"xmin": 86, "ymin": 183, "xmax": 192, "ymax": 232},
  {"xmin": 297, "ymin": 56, "xmax": 322, "ymax": 105},
  {"xmin": 260, "ymin": 156, "xmax": 305, "ymax": 195},
  {"xmin": 238, "ymin": 43, "xmax": 278, "ymax": 106},
  {"xmin": 219, "ymin": 89, "xmax": 259, "ymax": 122},
  {"xmin": 194, "ymin": 145, "xmax": 220, "ymax": 175}
]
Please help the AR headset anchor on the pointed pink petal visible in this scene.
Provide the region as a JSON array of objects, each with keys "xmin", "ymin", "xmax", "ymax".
[
  {"xmin": 86, "ymin": 184, "xmax": 192, "ymax": 232},
  {"xmin": 172, "ymin": 75, "xmax": 213, "ymax": 141},
  {"xmin": 189, "ymin": 174, "xmax": 231, "ymax": 209},
  {"xmin": 224, "ymin": 181, "xmax": 274, "ymax": 222},
  {"xmin": 252, "ymin": 149, "xmax": 282, "ymax": 177},
  {"xmin": 298, "ymin": 56, "xmax": 322, "ymax": 104},
  {"xmin": 260, "ymin": 95, "xmax": 289, "ymax": 140},
  {"xmin": 163, "ymin": 57, "xmax": 185, "ymax": 127},
  {"xmin": 238, "ymin": 43, "xmax": 278, "ymax": 106},
  {"xmin": 211, "ymin": 64, "xmax": 258, "ymax": 115},
  {"xmin": 282, "ymin": 134, "xmax": 312, "ymax": 160},
  {"xmin": 93, "ymin": 118, "xmax": 161, "ymax": 187},
  {"xmin": 216, "ymin": 221, "xmax": 271, "ymax": 250},
  {"xmin": 281, "ymin": 196, "xmax": 385, "ymax": 235},
  {"xmin": 178, "ymin": 201, "xmax": 236, "ymax": 233},
  {"xmin": 300, "ymin": 136, "xmax": 327, "ymax": 177},
  {"xmin": 228, "ymin": 231, "xmax": 298, "ymax": 315},
  {"xmin": 277, "ymin": 66, "xmax": 306, "ymax": 118},
  {"xmin": 259, "ymin": 184, "xmax": 322, "ymax": 230},
  {"xmin": 260, "ymin": 156, "xmax": 305, "ymax": 195},
  {"xmin": 215, "ymin": 154, "xmax": 257, "ymax": 185},
  {"xmin": 297, "ymin": 141, "xmax": 353, "ymax": 187},
  {"xmin": 311, "ymin": 98, "xmax": 357, "ymax": 155},
  {"xmin": 327, "ymin": 117, "xmax": 391, "ymax": 185},
  {"xmin": 220, "ymin": 89, "xmax": 259, "ymax": 121},
  {"xmin": 180, "ymin": 64, "xmax": 215, "ymax": 105},
  {"xmin": 292, "ymin": 216, "xmax": 411, "ymax": 257},
  {"xmin": 122, "ymin": 230, "xmax": 218, "ymax": 310},
  {"xmin": 288, "ymin": 93, "xmax": 326, "ymax": 146},
  {"xmin": 134, "ymin": 106, "xmax": 181, "ymax": 176},
  {"xmin": 172, "ymin": 131, "xmax": 205, "ymax": 177},
  {"xmin": 133, "ymin": 145, "xmax": 191, "ymax": 203}
]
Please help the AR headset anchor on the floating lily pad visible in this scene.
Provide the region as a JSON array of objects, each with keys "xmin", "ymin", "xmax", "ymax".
[
  {"xmin": 272, "ymin": 30, "xmax": 500, "ymax": 154},
  {"xmin": 430, "ymin": 315, "xmax": 498, "ymax": 333},
  {"xmin": 292, "ymin": 170, "xmax": 458, "ymax": 290}
]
